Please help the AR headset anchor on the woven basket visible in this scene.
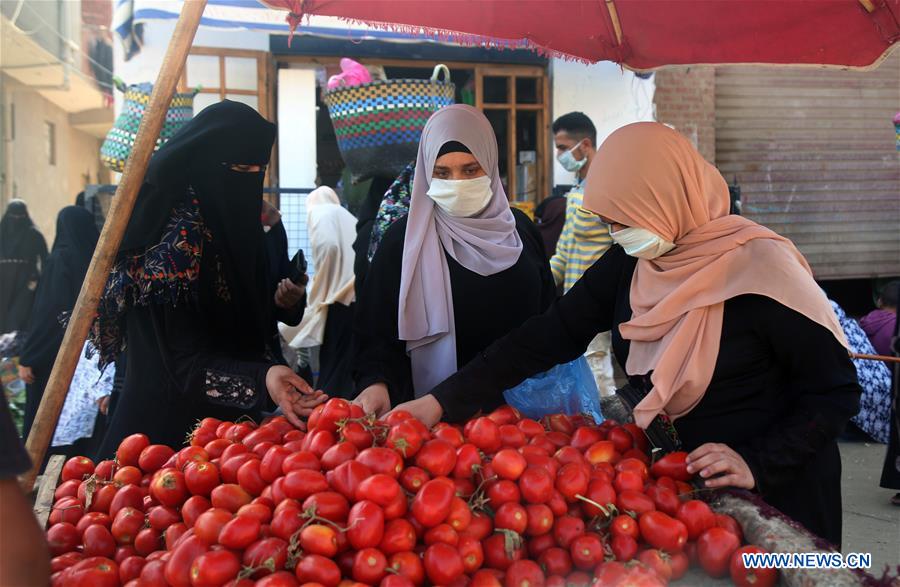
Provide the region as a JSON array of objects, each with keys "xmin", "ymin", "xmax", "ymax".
[
  {"xmin": 324, "ymin": 64, "xmax": 455, "ymax": 182},
  {"xmin": 100, "ymin": 79, "xmax": 198, "ymax": 173}
]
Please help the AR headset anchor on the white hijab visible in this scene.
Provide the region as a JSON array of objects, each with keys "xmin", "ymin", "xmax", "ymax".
[{"xmin": 280, "ymin": 186, "xmax": 357, "ymax": 348}]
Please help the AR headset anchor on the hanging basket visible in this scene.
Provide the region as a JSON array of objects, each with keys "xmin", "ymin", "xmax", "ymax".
[
  {"xmin": 100, "ymin": 79, "xmax": 198, "ymax": 173},
  {"xmin": 323, "ymin": 64, "xmax": 455, "ymax": 183}
]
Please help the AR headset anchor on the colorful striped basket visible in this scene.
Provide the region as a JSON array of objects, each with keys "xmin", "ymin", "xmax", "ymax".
[
  {"xmin": 323, "ymin": 64, "xmax": 455, "ymax": 182},
  {"xmin": 100, "ymin": 79, "xmax": 198, "ymax": 173}
]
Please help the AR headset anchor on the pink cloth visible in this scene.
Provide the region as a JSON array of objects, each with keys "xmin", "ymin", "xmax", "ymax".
[
  {"xmin": 327, "ymin": 58, "xmax": 372, "ymax": 90},
  {"xmin": 859, "ymin": 309, "xmax": 896, "ymax": 357}
]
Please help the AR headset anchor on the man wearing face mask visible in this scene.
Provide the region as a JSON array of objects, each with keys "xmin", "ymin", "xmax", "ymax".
[
  {"xmin": 351, "ymin": 105, "xmax": 555, "ymax": 419},
  {"xmin": 549, "ymin": 112, "xmax": 616, "ymax": 396},
  {"xmin": 406, "ymin": 123, "xmax": 860, "ymax": 548}
]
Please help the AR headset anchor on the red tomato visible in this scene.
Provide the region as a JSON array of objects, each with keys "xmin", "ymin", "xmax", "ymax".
[
  {"xmin": 210, "ymin": 483, "xmax": 251, "ymax": 513},
  {"xmin": 54, "ymin": 479, "xmax": 81, "ymax": 501},
  {"xmin": 716, "ymin": 513, "xmax": 744, "ymax": 542},
  {"xmin": 320, "ymin": 442, "xmax": 359, "ymax": 471},
  {"xmin": 353, "ymin": 548, "xmax": 388, "ymax": 584},
  {"xmin": 182, "ymin": 461, "xmax": 219, "ymax": 497},
  {"xmin": 303, "ymin": 491, "xmax": 350, "ymax": 523},
  {"xmin": 47, "ymin": 522, "xmax": 80, "ymax": 556},
  {"xmin": 538, "ymin": 547, "xmax": 572, "ymax": 576},
  {"xmin": 269, "ymin": 503, "xmax": 304, "ymax": 542},
  {"xmin": 523, "ymin": 504, "xmax": 554, "ymax": 537},
  {"xmin": 389, "ymin": 551, "xmax": 425, "ymax": 586},
  {"xmin": 347, "ymin": 500, "xmax": 386, "ymax": 549},
  {"xmin": 132, "ymin": 527, "xmax": 161, "ymax": 557},
  {"xmin": 357, "ymin": 447, "xmax": 404, "ymax": 478},
  {"xmin": 281, "ymin": 450, "xmax": 320, "ymax": 474},
  {"xmin": 454, "ymin": 444, "xmax": 483, "ymax": 480},
  {"xmin": 111, "ymin": 466, "xmax": 141, "ymax": 487},
  {"xmin": 498, "ymin": 424, "xmax": 527, "ymax": 448},
  {"xmin": 380, "ymin": 519, "xmax": 417, "ymax": 555},
  {"xmin": 242, "ymin": 538, "xmax": 289, "ymax": 578},
  {"xmin": 64, "ymin": 556, "xmax": 120, "ymax": 587},
  {"xmin": 607, "ymin": 427, "xmax": 634, "ymax": 453},
  {"xmin": 669, "ymin": 550, "xmax": 690, "ymax": 580},
  {"xmin": 676, "ymin": 499, "xmax": 717, "ymax": 540},
  {"xmin": 315, "ymin": 398, "xmax": 352, "ymax": 434},
  {"xmin": 94, "ymin": 460, "xmax": 116, "ymax": 481},
  {"xmin": 617, "ymin": 490, "xmax": 656, "ymax": 516},
  {"xmin": 424, "ymin": 543, "xmax": 464, "ymax": 585},
  {"xmin": 179, "ymin": 495, "xmax": 209, "ymax": 528},
  {"xmin": 487, "ymin": 480, "xmax": 522, "ymax": 509},
  {"xmin": 203, "ymin": 438, "xmax": 233, "ymax": 460},
  {"xmin": 340, "ymin": 421, "xmax": 375, "ymax": 450},
  {"xmin": 461, "ymin": 511, "xmax": 493, "ymax": 541},
  {"xmin": 730, "ymin": 545, "xmax": 778, "ymax": 587},
  {"xmin": 505, "ymin": 560, "xmax": 545, "ymax": 587},
  {"xmin": 387, "ymin": 420, "xmax": 425, "ymax": 458},
  {"xmin": 254, "ymin": 571, "xmax": 297, "ymax": 587},
  {"xmin": 356, "ymin": 473, "xmax": 401, "ymax": 506},
  {"xmin": 446, "ymin": 497, "xmax": 472, "ymax": 532},
  {"xmin": 613, "ymin": 470, "xmax": 643, "ymax": 494},
  {"xmin": 543, "ymin": 414, "xmax": 574, "ymax": 435},
  {"xmin": 551, "ymin": 516, "xmax": 584, "ymax": 549},
  {"xmin": 49, "ymin": 497, "xmax": 83, "ymax": 527},
  {"xmin": 495, "ymin": 502, "xmax": 528, "ymax": 534},
  {"xmin": 569, "ymin": 427, "xmax": 603, "ymax": 452},
  {"xmin": 165, "ymin": 536, "xmax": 208, "ymax": 586},
  {"xmin": 282, "ymin": 470, "xmax": 328, "ymax": 502},
  {"xmin": 519, "ymin": 466, "xmax": 554, "ymax": 504},
  {"xmin": 111, "ymin": 507, "xmax": 144, "ymax": 545},
  {"xmin": 75, "ymin": 512, "xmax": 109, "ymax": 537},
  {"xmin": 516, "ymin": 419, "xmax": 545, "ymax": 438},
  {"xmin": 645, "ymin": 484, "xmax": 680, "ymax": 517},
  {"xmin": 547, "ymin": 491, "xmax": 568, "ymax": 517},
  {"xmin": 424, "ymin": 523, "xmax": 459, "ymax": 546},
  {"xmin": 483, "ymin": 532, "xmax": 524, "ymax": 571},
  {"xmin": 650, "ymin": 451, "xmax": 692, "ymax": 482},
  {"xmin": 90, "ymin": 485, "xmax": 118, "ymax": 514},
  {"xmin": 400, "ymin": 466, "xmax": 431, "ymax": 493},
  {"xmin": 326, "ymin": 460, "xmax": 372, "ymax": 501},
  {"xmin": 191, "ymin": 508, "xmax": 230, "ymax": 544},
  {"xmin": 609, "ymin": 514, "xmax": 639, "ymax": 540},
  {"xmin": 638, "ymin": 549, "xmax": 673, "ymax": 582},
  {"xmin": 150, "ymin": 468, "xmax": 187, "ymax": 507},
  {"xmin": 457, "ymin": 534, "xmax": 484, "ymax": 574},
  {"xmin": 304, "ymin": 430, "xmax": 337, "ymax": 459},
  {"xmin": 119, "ymin": 555, "xmax": 146, "ymax": 583},
  {"xmin": 493, "ymin": 449, "xmax": 528, "ymax": 481},
  {"xmin": 109, "ymin": 484, "xmax": 144, "ymax": 519},
  {"xmin": 176, "ymin": 446, "xmax": 210, "ymax": 471},
  {"xmin": 115, "ymin": 434, "xmax": 150, "ymax": 467},
  {"xmin": 609, "ymin": 534, "xmax": 638, "ymax": 562},
  {"xmin": 579, "ymin": 480, "xmax": 615, "ymax": 518},
  {"xmin": 260, "ymin": 446, "xmax": 291, "ymax": 483},
  {"xmin": 471, "ymin": 569, "xmax": 504, "ymax": 587},
  {"xmin": 555, "ymin": 463, "xmax": 590, "ymax": 502},
  {"xmin": 83, "ymin": 524, "xmax": 116, "ymax": 558},
  {"xmin": 295, "ymin": 554, "xmax": 341, "ymax": 587},
  {"xmin": 466, "ymin": 417, "xmax": 502, "ymax": 453},
  {"xmin": 236, "ymin": 459, "xmax": 267, "ymax": 496},
  {"xmin": 639, "ymin": 511, "xmax": 688, "ymax": 553},
  {"xmin": 583, "ymin": 441, "xmax": 617, "ymax": 465},
  {"xmin": 62, "ymin": 456, "xmax": 96, "ymax": 482},
  {"xmin": 190, "ymin": 550, "xmax": 241, "ymax": 587},
  {"xmin": 411, "ymin": 478, "xmax": 455, "ymax": 528},
  {"xmin": 414, "ymin": 440, "xmax": 457, "ymax": 477},
  {"xmin": 697, "ymin": 527, "xmax": 741, "ymax": 578},
  {"xmin": 568, "ymin": 533, "xmax": 603, "ymax": 571},
  {"xmin": 137, "ymin": 445, "xmax": 175, "ymax": 474},
  {"xmin": 433, "ymin": 424, "xmax": 465, "ymax": 448},
  {"xmin": 298, "ymin": 524, "xmax": 338, "ymax": 557},
  {"xmin": 218, "ymin": 515, "xmax": 261, "ymax": 550}
]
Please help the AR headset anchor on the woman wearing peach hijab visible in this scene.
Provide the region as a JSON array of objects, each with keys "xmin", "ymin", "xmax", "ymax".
[{"xmin": 406, "ymin": 123, "xmax": 860, "ymax": 546}]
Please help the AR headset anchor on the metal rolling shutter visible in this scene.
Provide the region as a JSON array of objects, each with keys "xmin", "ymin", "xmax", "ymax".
[{"xmin": 715, "ymin": 54, "xmax": 900, "ymax": 280}]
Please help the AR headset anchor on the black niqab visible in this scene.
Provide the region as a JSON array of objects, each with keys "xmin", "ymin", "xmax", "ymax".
[
  {"xmin": 0, "ymin": 200, "xmax": 49, "ymax": 333},
  {"xmin": 118, "ymin": 100, "xmax": 277, "ymax": 354}
]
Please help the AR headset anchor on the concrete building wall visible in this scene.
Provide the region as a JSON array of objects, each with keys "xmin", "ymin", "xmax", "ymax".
[
  {"xmin": 2, "ymin": 76, "xmax": 104, "ymax": 242},
  {"xmin": 653, "ymin": 66, "xmax": 716, "ymax": 163}
]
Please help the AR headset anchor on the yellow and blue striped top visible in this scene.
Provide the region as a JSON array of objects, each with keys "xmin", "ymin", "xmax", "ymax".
[{"xmin": 549, "ymin": 182, "xmax": 613, "ymax": 292}]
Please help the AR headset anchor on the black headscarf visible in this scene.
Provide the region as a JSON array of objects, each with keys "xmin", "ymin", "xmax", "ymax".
[
  {"xmin": 0, "ymin": 200, "xmax": 49, "ymax": 334},
  {"xmin": 96, "ymin": 101, "xmax": 277, "ymax": 363},
  {"xmin": 0, "ymin": 200, "xmax": 46, "ymax": 261},
  {"xmin": 20, "ymin": 206, "xmax": 99, "ymax": 372}
]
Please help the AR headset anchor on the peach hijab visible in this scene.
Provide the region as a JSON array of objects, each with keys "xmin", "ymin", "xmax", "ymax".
[{"xmin": 583, "ymin": 122, "xmax": 847, "ymax": 429}]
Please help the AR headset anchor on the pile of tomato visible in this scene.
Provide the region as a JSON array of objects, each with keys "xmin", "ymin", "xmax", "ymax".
[{"xmin": 44, "ymin": 400, "xmax": 779, "ymax": 587}]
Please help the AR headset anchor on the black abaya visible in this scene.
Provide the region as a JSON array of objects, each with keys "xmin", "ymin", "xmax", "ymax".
[
  {"xmin": 430, "ymin": 245, "xmax": 861, "ymax": 546},
  {"xmin": 0, "ymin": 201, "xmax": 48, "ymax": 334}
]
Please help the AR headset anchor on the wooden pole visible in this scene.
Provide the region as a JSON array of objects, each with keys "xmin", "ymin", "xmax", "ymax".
[
  {"xmin": 850, "ymin": 352, "xmax": 900, "ymax": 365},
  {"xmin": 20, "ymin": 0, "xmax": 208, "ymax": 492}
]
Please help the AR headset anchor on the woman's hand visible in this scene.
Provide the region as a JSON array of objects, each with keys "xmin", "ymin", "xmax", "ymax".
[
  {"xmin": 387, "ymin": 395, "xmax": 443, "ymax": 429},
  {"xmin": 96, "ymin": 395, "xmax": 110, "ymax": 416},
  {"xmin": 353, "ymin": 384, "xmax": 391, "ymax": 418},
  {"xmin": 265, "ymin": 365, "xmax": 327, "ymax": 429},
  {"xmin": 686, "ymin": 443, "xmax": 755, "ymax": 490},
  {"xmin": 17, "ymin": 365, "xmax": 34, "ymax": 385},
  {"xmin": 275, "ymin": 278, "xmax": 306, "ymax": 310}
]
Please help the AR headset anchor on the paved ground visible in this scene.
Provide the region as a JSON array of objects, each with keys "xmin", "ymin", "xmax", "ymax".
[{"xmin": 839, "ymin": 439, "xmax": 900, "ymax": 577}]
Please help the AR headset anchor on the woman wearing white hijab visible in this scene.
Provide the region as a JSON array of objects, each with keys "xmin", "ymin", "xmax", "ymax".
[
  {"xmin": 280, "ymin": 186, "xmax": 357, "ymax": 396},
  {"xmin": 352, "ymin": 105, "xmax": 555, "ymax": 418}
]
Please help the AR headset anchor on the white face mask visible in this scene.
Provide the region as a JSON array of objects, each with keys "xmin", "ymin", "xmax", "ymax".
[
  {"xmin": 610, "ymin": 227, "xmax": 675, "ymax": 259},
  {"xmin": 426, "ymin": 176, "xmax": 494, "ymax": 218},
  {"xmin": 557, "ymin": 140, "xmax": 586, "ymax": 173}
]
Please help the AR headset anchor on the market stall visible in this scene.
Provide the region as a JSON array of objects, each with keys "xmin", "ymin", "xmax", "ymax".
[{"xmin": 22, "ymin": 1, "xmax": 900, "ymax": 586}]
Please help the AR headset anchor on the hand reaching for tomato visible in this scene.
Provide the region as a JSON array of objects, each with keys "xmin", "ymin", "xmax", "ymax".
[
  {"xmin": 265, "ymin": 365, "xmax": 327, "ymax": 429},
  {"xmin": 387, "ymin": 394, "xmax": 444, "ymax": 429},
  {"xmin": 686, "ymin": 443, "xmax": 755, "ymax": 490},
  {"xmin": 353, "ymin": 383, "xmax": 391, "ymax": 418}
]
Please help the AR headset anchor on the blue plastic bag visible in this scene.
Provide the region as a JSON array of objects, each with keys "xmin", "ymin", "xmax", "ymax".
[{"xmin": 503, "ymin": 356, "xmax": 603, "ymax": 424}]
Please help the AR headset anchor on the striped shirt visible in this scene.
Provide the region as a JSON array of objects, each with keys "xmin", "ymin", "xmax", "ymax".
[{"xmin": 549, "ymin": 181, "xmax": 613, "ymax": 292}]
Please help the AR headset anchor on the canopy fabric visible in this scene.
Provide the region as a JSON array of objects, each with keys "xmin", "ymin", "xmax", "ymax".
[{"xmin": 260, "ymin": 0, "xmax": 899, "ymax": 70}]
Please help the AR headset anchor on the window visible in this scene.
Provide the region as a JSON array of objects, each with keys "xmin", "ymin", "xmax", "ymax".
[
  {"xmin": 45, "ymin": 121, "xmax": 56, "ymax": 165},
  {"xmin": 182, "ymin": 48, "xmax": 270, "ymax": 118}
]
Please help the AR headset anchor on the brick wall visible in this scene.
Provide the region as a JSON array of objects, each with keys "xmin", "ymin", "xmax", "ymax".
[
  {"xmin": 653, "ymin": 66, "xmax": 716, "ymax": 163},
  {"xmin": 81, "ymin": 0, "xmax": 112, "ymax": 27}
]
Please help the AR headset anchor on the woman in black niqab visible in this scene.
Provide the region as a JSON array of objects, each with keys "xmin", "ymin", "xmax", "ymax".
[
  {"xmin": 93, "ymin": 101, "xmax": 322, "ymax": 454},
  {"xmin": 20, "ymin": 206, "xmax": 99, "ymax": 438},
  {"xmin": 0, "ymin": 200, "xmax": 48, "ymax": 334}
]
